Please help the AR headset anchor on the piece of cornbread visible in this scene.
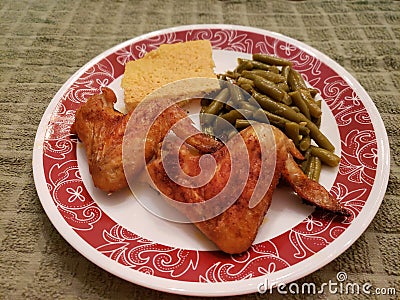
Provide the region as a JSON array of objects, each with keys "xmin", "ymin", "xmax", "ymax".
[{"xmin": 121, "ymin": 40, "xmax": 219, "ymax": 111}]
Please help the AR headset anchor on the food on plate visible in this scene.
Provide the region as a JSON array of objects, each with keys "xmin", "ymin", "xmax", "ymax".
[
  {"xmin": 121, "ymin": 40, "xmax": 219, "ymax": 112},
  {"xmin": 71, "ymin": 87, "xmax": 348, "ymax": 253},
  {"xmin": 70, "ymin": 88, "xmax": 127, "ymax": 193},
  {"xmin": 203, "ymin": 53, "xmax": 340, "ymax": 182},
  {"xmin": 147, "ymin": 123, "xmax": 349, "ymax": 254},
  {"xmin": 70, "ymin": 87, "xmax": 222, "ymax": 193},
  {"xmin": 282, "ymin": 151, "xmax": 347, "ymax": 214},
  {"xmin": 71, "ymin": 46, "xmax": 349, "ymax": 254}
]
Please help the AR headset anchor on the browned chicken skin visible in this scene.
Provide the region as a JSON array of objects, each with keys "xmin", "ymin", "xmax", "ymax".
[
  {"xmin": 70, "ymin": 88, "xmax": 128, "ymax": 192},
  {"xmin": 147, "ymin": 124, "xmax": 295, "ymax": 254},
  {"xmin": 282, "ymin": 154, "xmax": 349, "ymax": 215},
  {"xmin": 70, "ymin": 87, "xmax": 222, "ymax": 193},
  {"xmin": 146, "ymin": 124, "xmax": 348, "ymax": 254}
]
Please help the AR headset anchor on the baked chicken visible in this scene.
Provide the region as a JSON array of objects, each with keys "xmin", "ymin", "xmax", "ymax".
[
  {"xmin": 147, "ymin": 124, "xmax": 348, "ymax": 254},
  {"xmin": 70, "ymin": 87, "xmax": 221, "ymax": 193}
]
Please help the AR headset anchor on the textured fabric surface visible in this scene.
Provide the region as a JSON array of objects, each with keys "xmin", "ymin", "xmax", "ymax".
[{"xmin": 0, "ymin": 0, "xmax": 399, "ymax": 299}]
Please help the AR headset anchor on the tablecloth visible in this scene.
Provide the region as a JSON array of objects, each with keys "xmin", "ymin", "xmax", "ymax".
[{"xmin": 0, "ymin": 0, "xmax": 398, "ymax": 299}]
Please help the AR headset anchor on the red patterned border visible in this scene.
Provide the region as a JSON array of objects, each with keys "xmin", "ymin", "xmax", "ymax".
[{"xmin": 42, "ymin": 28, "xmax": 377, "ymax": 282}]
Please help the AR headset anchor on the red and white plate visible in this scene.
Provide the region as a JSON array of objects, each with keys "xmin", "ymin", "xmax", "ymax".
[{"xmin": 33, "ymin": 25, "xmax": 390, "ymax": 296}]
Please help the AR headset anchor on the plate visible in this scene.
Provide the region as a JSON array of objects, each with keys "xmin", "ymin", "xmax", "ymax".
[{"xmin": 32, "ymin": 24, "xmax": 390, "ymax": 296}]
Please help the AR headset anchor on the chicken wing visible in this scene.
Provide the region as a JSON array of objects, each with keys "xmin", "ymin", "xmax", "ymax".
[
  {"xmin": 268, "ymin": 127, "xmax": 350, "ymax": 216},
  {"xmin": 71, "ymin": 87, "xmax": 222, "ymax": 193},
  {"xmin": 146, "ymin": 123, "xmax": 349, "ymax": 254},
  {"xmin": 282, "ymin": 154, "xmax": 349, "ymax": 215},
  {"xmin": 70, "ymin": 88, "xmax": 128, "ymax": 193},
  {"xmin": 147, "ymin": 124, "xmax": 292, "ymax": 253}
]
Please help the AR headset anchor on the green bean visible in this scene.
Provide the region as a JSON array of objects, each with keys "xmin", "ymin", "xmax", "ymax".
[
  {"xmin": 213, "ymin": 116, "xmax": 234, "ymax": 138},
  {"xmin": 299, "ymin": 134, "xmax": 311, "ymax": 151},
  {"xmin": 203, "ymin": 88, "xmax": 229, "ymax": 115},
  {"xmin": 248, "ymin": 96, "xmax": 259, "ymax": 107},
  {"xmin": 306, "ymin": 155, "xmax": 315, "ymax": 179},
  {"xmin": 281, "ymin": 65, "xmax": 290, "ymax": 81},
  {"xmin": 200, "ymin": 112, "xmax": 216, "ymax": 126},
  {"xmin": 289, "ymin": 90, "xmax": 311, "ymax": 120},
  {"xmin": 239, "ymin": 101, "xmax": 258, "ymax": 111},
  {"xmin": 303, "ymin": 159, "xmax": 312, "ymax": 176},
  {"xmin": 238, "ymin": 83, "xmax": 254, "ymax": 94},
  {"xmin": 212, "ymin": 117, "xmax": 223, "ymax": 136},
  {"xmin": 235, "ymin": 60, "xmax": 253, "ymax": 73},
  {"xmin": 252, "ymin": 109, "xmax": 268, "ymax": 123},
  {"xmin": 240, "ymin": 72, "xmax": 260, "ymax": 82},
  {"xmin": 299, "ymin": 89, "xmax": 322, "ymax": 118},
  {"xmin": 308, "ymin": 88, "xmax": 319, "ymax": 98},
  {"xmin": 285, "ymin": 122, "xmax": 300, "ymax": 146},
  {"xmin": 238, "ymin": 58, "xmax": 279, "ymax": 73},
  {"xmin": 258, "ymin": 109, "xmax": 289, "ymax": 128},
  {"xmin": 276, "ymin": 82, "xmax": 290, "ymax": 93},
  {"xmin": 294, "ymin": 68, "xmax": 308, "ymax": 88},
  {"xmin": 220, "ymin": 109, "xmax": 243, "ymax": 124},
  {"xmin": 254, "ymin": 77, "xmax": 292, "ymax": 105},
  {"xmin": 237, "ymin": 77, "xmax": 254, "ymax": 87},
  {"xmin": 235, "ymin": 119, "xmax": 256, "ymax": 130},
  {"xmin": 225, "ymin": 70, "xmax": 240, "ymax": 79},
  {"xmin": 243, "ymin": 70, "xmax": 285, "ymax": 83},
  {"xmin": 253, "ymin": 92, "xmax": 301, "ymax": 123},
  {"xmin": 225, "ymin": 99, "xmax": 234, "ymax": 111},
  {"xmin": 252, "ymin": 108, "xmax": 309, "ymax": 136},
  {"xmin": 268, "ymin": 65, "xmax": 280, "ymax": 74},
  {"xmin": 298, "ymin": 113, "xmax": 334, "ymax": 152},
  {"xmin": 313, "ymin": 99, "xmax": 322, "ymax": 128},
  {"xmin": 301, "ymin": 148, "xmax": 312, "ymax": 172},
  {"xmin": 241, "ymin": 72, "xmax": 290, "ymax": 102},
  {"xmin": 314, "ymin": 116, "xmax": 321, "ymax": 128},
  {"xmin": 236, "ymin": 77, "xmax": 255, "ymax": 94},
  {"xmin": 238, "ymin": 109, "xmax": 253, "ymax": 119},
  {"xmin": 310, "ymin": 146, "xmax": 340, "ymax": 167},
  {"xmin": 227, "ymin": 83, "xmax": 245, "ymax": 106},
  {"xmin": 306, "ymin": 156, "xmax": 322, "ymax": 181},
  {"xmin": 287, "ymin": 68, "xmax": 307, "ymax": 91},
  {"xmin": 298, "ymin": 122, "xmax": 310, "ymax": 136},
  {"xmin": 253, "ymin": 53, "xmax": 292, "ymax": 66},
  {"xmin": 290, "ymin": 106, "xmax": 301, "ymax": 113},
  {"xmin": 250, "ymin": 98, "xmax": 310, "ymax": 136},
  {"xmin": 301, "ymin": 155, "xmax": 321, "ymax": 181}
]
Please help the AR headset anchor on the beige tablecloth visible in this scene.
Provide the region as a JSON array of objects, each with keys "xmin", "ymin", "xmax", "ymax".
[{"xmin": 0, "ymin": 0, "xmax": 399, "ymax": 299}]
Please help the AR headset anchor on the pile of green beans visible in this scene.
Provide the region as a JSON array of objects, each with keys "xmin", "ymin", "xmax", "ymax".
[{"xmin": 200, "ymin": 53, "xmax": 340, "ymax": 182}]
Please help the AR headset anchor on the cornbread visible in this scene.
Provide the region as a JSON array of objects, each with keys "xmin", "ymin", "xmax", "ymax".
[{"xmin": 121, "ymin": 40, "xmax": 219, "ymax": 111}]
